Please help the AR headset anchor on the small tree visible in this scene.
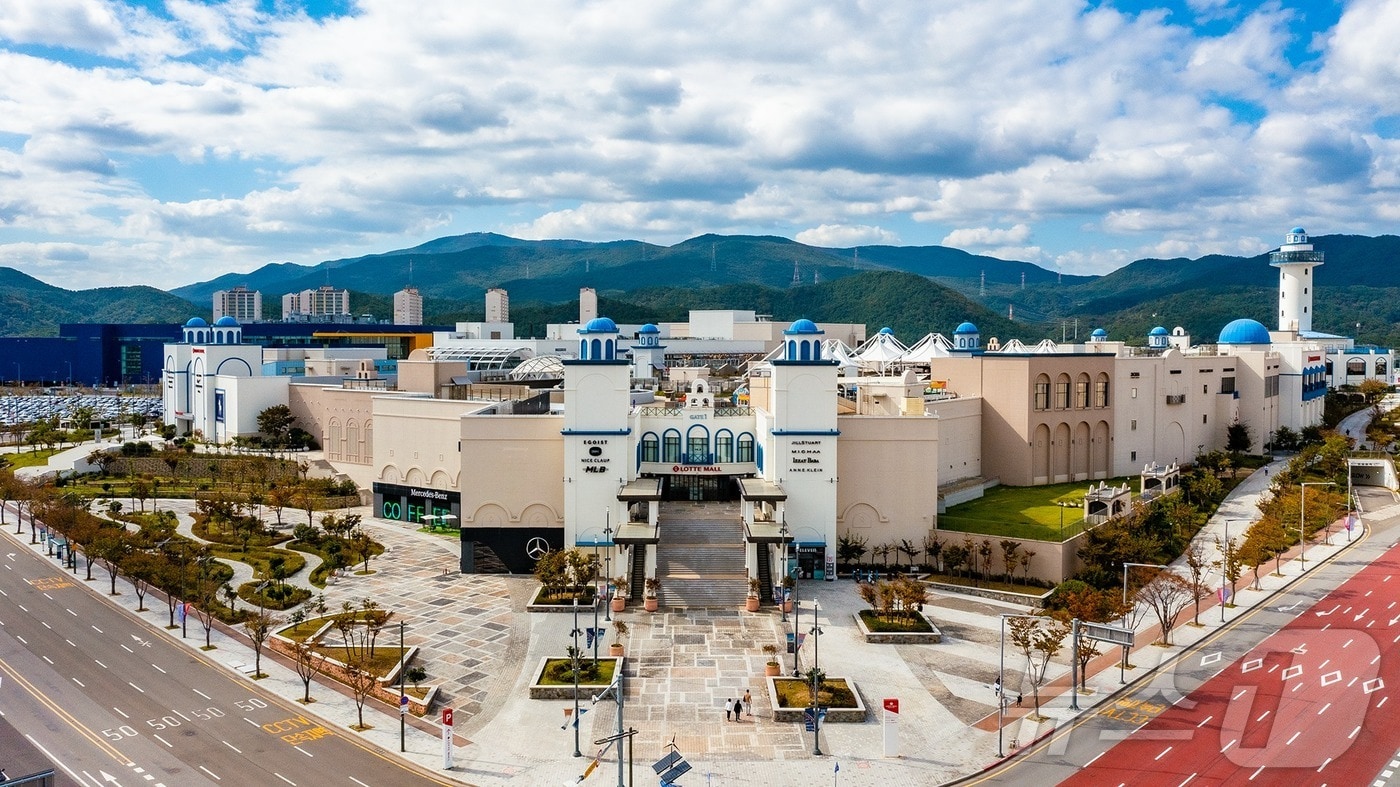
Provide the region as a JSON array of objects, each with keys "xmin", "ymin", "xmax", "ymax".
[
  {"xmin": 1182, "ymin": 542, "xmax": 1214, "ymax": 625},
  {"xmin": 406, "ymin": 664, "xmax": 428, "ymax": 690},
  {"xmin": 1215, "ymin": 534, "xmax": 1244, "ymax": 606},
  {"xmin": 243, "ymin": 610, "xmax": 282, "ymax": 678},
  {"xmin": 976, "ymin": 539, "xmax": 994, "ymax": 586},
  {"xmin": 999, "ymin": 539, "xmax": 1021, "ymax": 584},
  {"xmin": 122, "ymin": 550, "xmax": 161, "ymax": 612},
  {"xmin": 896, "ymin": 539, "xmax": 920, "ymax": 571},
  {"xmin": 346, "ymin": 654, "xmax": 379, "ymax": 731},
  {"xmin": 923, "ymin": 533, "xmax": 943, "ymax": 573},
  {"xmin": 1138, "ymin": 572, "xmax": 1193, "ymax": 645},
  {"xmin": 1007, "ymin": 615, "xmax": 1068, "ymax": 716},
  {"xmin": 293, "ymin": 641, "xmax": 325, "ymax": 703}
]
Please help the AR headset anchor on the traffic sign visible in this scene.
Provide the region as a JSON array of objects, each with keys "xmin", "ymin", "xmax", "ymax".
[
  {"xmin": 442, "ymin": 707, "xmax": 454, "ymax": 727},
  {"xmin": 1082, "ymin": 621, "xmax": 1135, "ymax": 646},
  {"xmin": 400, "ymin": 694, "xmax": 409, "ymax": 715}
]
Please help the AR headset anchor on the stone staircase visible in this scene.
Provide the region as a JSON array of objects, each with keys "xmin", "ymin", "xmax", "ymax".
[{"xmin": 654, "ymin": 501, "xmax": 748, "ymax": 608}]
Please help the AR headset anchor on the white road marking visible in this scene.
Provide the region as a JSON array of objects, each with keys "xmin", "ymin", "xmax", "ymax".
[
  {"xmin": 1222, "ymin": 739, "xmax": 1237, "ymax": 752},
  {"xmin": 41, "ymin": 621, "xmax": 51, "ymax": 629},
  {"xmin": 121, "ymin": 644, "xmax": 133, "ymax": 653},
  {"xmin": 193, "ymin": 688, "xmax": 211, "ymax": 699},
  {"xmin": 1155, "ymin": 746, "xmax": 1173, "ymax": 760},
  {"xmin": 42, "ymin": 593, "xmax": 51, "ymax": 599},
  {"xmin": 1317, "ymin": 756, "xmax": 1332, "ymax": 772},
  {"xmin": 1086, "ymin": 752, "xmax": 1105, "ymax": 767},
  {"xmin": 348, "ymin": 778, "xmax": 370, "ymax": 787},
  {"xmin": 200, "ymin": 766, "xmax": 221, "ymax": 781},
  {"xmin": 1287, "ymin": 731, "xmax": 1301, "ymax": 745},
  {"xmin": 66, "ymin": 608, "xmax": 76, "ymax": 616},
  {"xmin": 154, "ymin": 734, "xmax": 172, "ymax": 748},
  {"xmin": 1318, "ymin": 703, "xmax": 1331, "ymax": 715},
  {"xmin": 113, "ymin": 707, "xmax": 128, "ymax": 718},
  {"xmin": 222, "ymin": 740, "xmax": 242, "ymax": 754},
  {"xmin": 296, "ymin": 746, "xmax": 313, "ymax": 758},
  {"xmin": 41, "ymin": 655, "xmax": 53, "ymax": 664},
  {"xmin": 1178, "ymin": 775, "xmax": 1196, "ymax": 787},
  {"xmin": 275, "ymin": 774, "xmax": 295, "ymax": 785},
  {"xmin": 1256, "ymin": 710, "xmax": 1271, "ymax": 722},
  {"xmin": 1197, "ymin": 715, "xmax": 1212, "ymax": 728},
  {"xmin": 65, "ymin": 639, "xmax": 75, "ymax": 647},
  {"xmin": 1249, "ymin": 765, "xmax": 1266, "ymax": 780},
  {"xmin": 91, "ymin": 625, "xmax": 102, "ymax": 633},
  {"xmin": 26, "ymin": 735, "xmax": 88, "ymax": 786},
  {"xmin": 128, "ymin": 681, "xmax": 144, "ymax": 693},
  {"xmin": 94, "ymin": 659, "xmax": 107, "ymax": 668},
  {"xmin": 1350, "ymin": 725, "xmax": 1362, "ymax": 739},
  {"xmin": 152, "ymin": 664, "xmax": 165, "ymax": 674},
  {"xmin": 14, "ymin": 635, "xmax": 24, "ymax": 644},
  {"xmin": 243, "ymin": 717, "xmax": 259, "ymax": 727},
  {"xmin": 72, "ymin": 678, "xmax": 84, "ymax": 687},
  {"xmin": 1233, "ymin": 688, "xmax": 1248, "ymax": 700},
  {"xmin": 17, "ymin": 603, "xmax": 26, "ymax": 612}
]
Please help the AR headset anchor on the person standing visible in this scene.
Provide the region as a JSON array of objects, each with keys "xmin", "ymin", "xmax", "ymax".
[
  {"xmin": 725, "ymin": 698, "xmax": 733, "ymax": 722},
  {"xmin": 733, "ymin": 697, "xmax": 744, "ymax": 722},
  {"xmin": 742, "ymin": 689, "xmax": 753, "ymax": 717}
]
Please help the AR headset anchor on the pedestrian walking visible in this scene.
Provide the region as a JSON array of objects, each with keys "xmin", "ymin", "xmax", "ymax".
[
  {"xmin": 993, "ymin": 676, "xmax": 1002, "ymax": 696},
  {"xmin": 725, "ymin": 698, "xmax": 733, "ymax": 722},
  {"xmin": 743, "ymin": 689, "xmax": 752, "ymax": 717},
  {"xmin": 733, "ymin": 698, "xmax": 744, "ymax": 722},
  {"xmin": 1016, "ymin": 693, "xmax": 1023, "ymax": 707}
]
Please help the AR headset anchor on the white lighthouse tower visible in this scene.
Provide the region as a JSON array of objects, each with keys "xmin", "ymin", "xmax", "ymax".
[{"xmin": 1270, "ymin": 227, "xmax": 1324, "ymax": 334}]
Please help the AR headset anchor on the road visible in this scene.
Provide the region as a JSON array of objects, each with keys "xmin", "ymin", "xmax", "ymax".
[
  {"xmin": 965, "ymin": 485, "xmax": 1400, "ymax": 786},
  {"xmin": 0, "ymin": 530, "xmax": 453, "ymax": 787}
]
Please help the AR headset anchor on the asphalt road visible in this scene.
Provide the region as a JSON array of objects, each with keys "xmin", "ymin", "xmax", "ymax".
[
  {"xmin": 0, "ymin": 527, "xmax": 453, "ymax": 787},
  {"xmin": 963, "ymin": 485, "xmax": 1400, "ymax": 786}
]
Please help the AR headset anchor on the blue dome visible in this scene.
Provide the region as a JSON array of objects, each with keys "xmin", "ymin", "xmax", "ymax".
[
  {"xmin": 1218, "ymin": 318, "xmax": 1272, "ymax": 345},
  {"xmin": 184, "ymin": 317, "xmax": 208, "ymax": 328},
  {"xmin": 786, "ymin": 319, "xmax": 820, "ymax": 335},
  {"xmin": 953, "ymin": 321, "xmax": 978, "ymax": 335},
  {"xmin": 1149, "ymin": 326, "xmax": 1168, "ymax": 336},
  {"xmin": 1091, "ymin": 328, "xmax": 1107, "ymax": 338},
  {"xmin": 214, "ymin": 316, "xmax": 239, "ymax": 327},
  {"xmin": 1291, "ymin": 226, "xmax": 1306, "ymax": 235},
  {"xmin": 878, "ymin": 327, "xmax": 893, "ymax": 335},
  {"xmin": 639, "ymin": 323, "xmax": 660, "ymax": 334},
  {"xmin": 580, "ymin": 317, "xmax": 618, "ymax": 333}
]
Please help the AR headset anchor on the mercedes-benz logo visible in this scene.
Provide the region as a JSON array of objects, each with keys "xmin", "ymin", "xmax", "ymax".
[{"xmin": 526, "ymin": 537, "xmax": 550, "ymax": 560}]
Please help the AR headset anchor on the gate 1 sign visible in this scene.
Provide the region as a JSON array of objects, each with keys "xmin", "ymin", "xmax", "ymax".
[{"xmin": 883, "ymin": 698, "xmax": 899, "ymax": 758}]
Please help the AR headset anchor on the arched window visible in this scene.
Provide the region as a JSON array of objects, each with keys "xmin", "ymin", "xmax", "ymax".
[
  {"xmin": 686, "ymin": 425, "xmax": 710, "ymax": 464},
  {"xmin": 605, "ymin": 340, "xmax": 615, "ymax": 360},
  {"xmin": 345, "ymin": 420, "xmax": 360, "ymax": 462},
  {"xmin": 1033, "ymin": 374, "xmax": 1050, "ymax": 410},
  {"xmin": 590, "ymin": 338, "xmax": 602, "ymax": 360},
  {"xmin": 736, "ymin": 433, "xmax": 755, "ymax": 463},
  {"xmin": 641, "ymin": 433, "xmax": 660, "ymax": 463},
  {"xmin": 1054, "ymin": 374, "xmax": 1071, "ymax": 409},
  {"xmin": 1378, "ymin": 358, "xmax": 1388, "ymax": 377},
  {"xmin": 1347, "ymin": 358, "xmax": 1366, "ymax": 375},
  {"xmin": 1075, "ymin": 374, "xmax": 1090, "ymax": 409},
  {"xmin": 662, "ymin": 429, "xmax": 682, "ymax": 463},
  {"xmin": 1094, "ymin": 374, "xmax": 1110, "ymax": 408},
  {"xmin": 800, "ymin": 340, "xmax": 811, "ymax": 361},
  {"xmin": 714, "ymin": 430, "xmax": 734, "ymax": 463},
  {"xmin": 328, "ymin": 419, "xmax": 342, "ymax": 461}
]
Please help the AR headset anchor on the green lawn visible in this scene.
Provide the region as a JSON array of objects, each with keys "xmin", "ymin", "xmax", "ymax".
[{"xmin": 938, "ymin": 477, "xmax": 1137, "ymax": 541}]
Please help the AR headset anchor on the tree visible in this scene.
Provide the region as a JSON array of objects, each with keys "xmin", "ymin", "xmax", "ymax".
[
  {"xmin": 293, "ymin": 641, "xmax": 325, "ymax": 703},
  {"xmin": 999, "ymin": 539, "xmax": 1021, "ymax": 584},
  {"xmin": 976, "ymin": 539, "xmax": 993, "ymax": 586},
  {"xmin": 1007, "ymin": 615, "xmax": 1068, "ymax": 716},
  {"xmin": 86, "ymin": 448, "xmax": 115, "ymax": 477},
  {"xmin": 896, "ymin": 539, "xmax": 920, "ymax": 571},
  {"xmin": 1214, "ymin": 534, "xmax": 1244, "ymax": 607},
  {"xmin": 346, "ymin": 654, "xmax": 379, "ymax": 731},
  {"xmin": 242, "ymin": 610, "xmax": 282, "ymax": 679},
  {"xmin": 90, "ymin": 529, "xmax": 129, "ymax": 595},
  {"xmin": 257, "ymin": 405, "xmax": 297, "ymax": 447},
  {"xmin": 942, "ymin": 543, "xmax": 968, "ymax": 579},
  {"xmin": 923, "ymin": 533, "xmax": 944, "ymax": 573},
  {"xmin": 1182, "ymin": 542, "xmax": 1215, "ymax": 626},
  {"xmin": 405, "ymin": 664, "xmax": 427, "ymax": 690},
  {"xmin": 836, "ymin": 532, "xmax": 868, "ymax": 567},
  {"xmin": 1226, "ymin": 422, "xmax": 1253, "ymax": 457},
  {"xmin": 122, "ymin": 550, "xmax": 163, "ymax": 612},
  {"xmin": 1138, "ymin": 572, "xmax": 1193, "ymax": 645}
]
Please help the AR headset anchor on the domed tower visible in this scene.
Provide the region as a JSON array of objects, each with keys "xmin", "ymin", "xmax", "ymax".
[
  {"xmin": 562, "ymin": 316, "xmax": 631, "ymax": 558},
  {"xmin": 631, "ymin": 323, "xmax": 666, "ymax": 382},
  {"xmin": 1089, "ymin": 328, "xmax": 1108, "ymax": 344},
  {"xmin": 952, "ymin": 321, "xmax": 980, "ymax": 351},
  {"xmin": 182, "ymin": 317, "xmax": 209, "ymax": 344},
  {"xmin": 1270, "ymin": 227, "xmax": 1324, "ymax": 333},
  {"xmin": 212, "ymin": 315, "xmax": 242, "ymax": 345},
  {"xmin": 1147, "ymin": 326, "xmax": 1169, "ymax": 349}
]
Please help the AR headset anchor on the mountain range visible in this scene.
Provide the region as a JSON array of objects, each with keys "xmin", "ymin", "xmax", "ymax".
[{"xmin": 2, "ymin": 232, "xmax": 1398, "ymax": 348}]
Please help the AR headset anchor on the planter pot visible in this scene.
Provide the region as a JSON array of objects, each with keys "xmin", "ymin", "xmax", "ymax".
[
  {"xmin": 644, "ymin": 597, "xmax": 658, "ymax": 612},
  {"xmin": 609, "ymin": 644, "xmax": 624, "ymax": 657},
  {"xmin": 611, "ymin": 598, "xmax": 626, "ymax": 613},
  {"xmin": 745, "ymin": 597, "xmax": 760, "ymax": 612},
  {"xmin": 765, "ymin": 662, "xmax": 781, "ymax": 677},
  {"xmin": 782, "ymin": 600, "xmax": 793, "ymax": 613}
]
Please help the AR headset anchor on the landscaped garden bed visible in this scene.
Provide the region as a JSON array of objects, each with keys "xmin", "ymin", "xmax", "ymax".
[
  {"xmin": 528, "ymin": 656, "xmax": 622, "ymax": 699},
  {"xmin": 766, "ymin": 676, "xmax": 866, "ymax": 722},
  {"xmin": 853, "ymin": 609, "xmax": 941, "ymax": 644}
]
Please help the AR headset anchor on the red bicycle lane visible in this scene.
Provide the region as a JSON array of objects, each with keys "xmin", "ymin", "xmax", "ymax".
[{"xmin": 1062, "ymin": 545, "xmax": 1400, "ymax": 786}]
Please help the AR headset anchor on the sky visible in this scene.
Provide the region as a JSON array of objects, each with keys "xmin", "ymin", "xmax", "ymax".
[{"xmin": 0, "ymin": 0, "xmax": 1396, "ymax": 290}]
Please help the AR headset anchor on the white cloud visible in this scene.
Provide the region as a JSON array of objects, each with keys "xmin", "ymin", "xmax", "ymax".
[
  {"xmin": 795, "ymin": 224, "xmax": 899, "ymax": 247},
  {"xmin": 0, "ymin": 0, "xmax": 1391, "ymax": 288}
]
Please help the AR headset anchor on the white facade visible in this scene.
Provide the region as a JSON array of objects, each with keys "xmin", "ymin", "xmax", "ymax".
[
  {"xmin": 1271, "ymin": 227, "xmax": 1323, "ymax": 333},
  {"xmin": 393, "ymin": 287, "xmax": 423, "ymax": 325},
  {"xmin": 213, "ymin": 286, "xmax": 262, "ymax": 323},
  {"xmin": 162, "ymin": 317, "xmax": 288, "ymax": 443},
  {"xmin": 282, "ymin": 286, "xmax": 351, "ymax": 320}
]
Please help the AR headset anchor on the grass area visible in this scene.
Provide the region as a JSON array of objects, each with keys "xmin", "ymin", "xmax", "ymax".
[
  {"xmin": 3, "ymin": 448, "xmax": 61, "ymax": 469},
  {"xmin": 537, "ymin": 657, "xmax": 618, "ymax": 686},
  {"xmin": 858, "ymin": 610, "xmax": 933, "ymax": 633},
  {"xmin": 237, "ymin": 581, "xmax": 311, "ymax": 611},
  {"xmin": 206, "ymin": 543, "xmax": 306, "ymax": 578},
  {"xmin": 772, "ymin": 678, "xmax": 858, "ymax": 709},
  {"xmin": 314, "ymin": 645, "xmax": 408, "ymax": 677},
  {"xmin": 938, "ymin": 476, "xmax": 1137, "ymax": 541}
]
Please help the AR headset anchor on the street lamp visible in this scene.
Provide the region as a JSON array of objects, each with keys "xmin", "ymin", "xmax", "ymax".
[
  {"xmin": 1299, "ymin": 482, "xmax": 1335, "ymax": 568},
  {"xmin": 570, "ymin": 598, "xmax": 583, "ymax": 758},
  {"xmin": 809, "ymin": 602, "xmax": 824, "ymax": 756},
  {"xmin": 1120, "ymin": 562, "xmax": 1169, "ymax": 683},
  {"xmin": 792, "ymin": 541, "xmax": 802, "ymax": 677},
  {"xmin": 603, "ymin": 512, "xmax": 612, "ymax": 623},
  {"xmin": 1220, "ymin": 519, "xmax": 1247, "ymax": 622},
  {"xmin": 779, "ymin": 519, "xmax": 790, "ymax": 623}
]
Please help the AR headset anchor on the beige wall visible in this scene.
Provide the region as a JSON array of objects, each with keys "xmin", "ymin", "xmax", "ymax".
[
  {"xmin": 374, "ymin": 396, "xmax": 471, "ymax": 490},
  {"xmin": 459, "ymin": 414, "xmax": 566, "ymax": 528},
  {"xmin": 926, "ymin": 396, "xmax": 981, "ymax": 486},
  {"xmin": 397, "ymin": 357, "xmax": 467, "ymax": 396},
  {"xmin": 836, "ymin": 415, "xmax": 938, "ymax": 550},
  {"xmin": 288, "ymin": 383, "xmax": 378, "ymax": 465}
]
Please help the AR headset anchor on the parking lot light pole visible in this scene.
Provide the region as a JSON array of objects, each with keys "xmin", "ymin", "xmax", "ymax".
[
  {"xmin": 571, "ymin": 598, "xmax": 582, "ymax": 758},
  {"xmin": 810, "ymin": 602, "xmax": 823, "ymax": 756},
  {"xmin": 779, "ymin": 520, "xmax": 790, "ymax": 623}
]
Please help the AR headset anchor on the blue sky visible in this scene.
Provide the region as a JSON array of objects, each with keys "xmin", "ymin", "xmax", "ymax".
[{"xmin": 0, "ymin": 0, "xmax": 1395, "ymax": 288}]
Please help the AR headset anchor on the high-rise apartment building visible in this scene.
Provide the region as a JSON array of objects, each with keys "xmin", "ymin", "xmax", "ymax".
[
  {"xmin": 485, "ymin": 288, "xmax": 509, "ymax": 323},
  {"xmin": 394, "ymin": 287, "xmax": 423, "ymax": 325},
  {"xmin": 212, "ymin": 286, "xmax": 262, "ymax": 323},
  {"xmin": 282, "ymin": 286, "xmax": 351, "ymax": 320}
]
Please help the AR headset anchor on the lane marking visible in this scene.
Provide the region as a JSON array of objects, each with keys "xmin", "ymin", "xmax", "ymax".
[
  {"xmin": 193, "ymin": 688, "xmax": 211, "ymax": 699},
  {"xmin": 1350, "ymin": 725, "xmax": 1362, "ymax": 739},
  {"xmin": 296, "ymin": 746, "xmax": 314, "ymax": 758},
  {"xmin": 200, "ymin": 766, "xmax": 221, "ymax": 781},
  {"xmin": 152, "ymin": 664, "xmax": 166, "ymax": 674},
  {"xmin": 66, "ymin": 608, "xmax": 76, "ymax": 616},
  {"xmin": 1086, "ymin": 752, "xmax": 1105, "ymax": 767},
  {"xmin": 1222, "ymin": 739, "xmax": 1237, "ymax": 753},
  {"xmin": 94, "ymin": 659, "xmax": 108, "ymax": 669},
  {"xmin": 154, "ymin": 734, "xmax": 171, "ymax": 748},
  {"xmin": 1178, "ymin": 775, "xmax": 1196, "ymax": 787},
  {"xmin": 121, "ymin": 644, "xmax": 133, "ymax": 653},
  {"xmin": 26, "ymin": 734, "xmax": 92, "ymax": 786},
  {"xmin": 65, "ymin": 639, "xmax": 75, "ymax": 647},
  {"xmin": 1256, "ymin": 711, "xmax": 1270, "ymax": 722},
  {"xmin": 275, "ymin": 774, "xmax": 296, "ymax": 786},
  {"xmin": 1196, "ymin": 715, "xmax": 1212, "ymax": 728},
  {"xmin": 91, "ymin": 625, "xmax": 101, "ymax": 633},
  {"xmin": 13, "ymin": 635, "xmax": 23, "ymax": 644},
  {"xmin": 1286, "ymin": 731, "xmax": 1300, "ymax": 745},
  {"xmin": 41, "ymin": 655, "xmax": 53, "ymax": 664},
  {"xmin": 1248, "ymin": 765, "xmax": 1266, "ymax": 780},
  {"xmin": 1317, "ymin": 757, "xmax": 1332, "ymax": 773},
  {"xmin": 1155, "ymin": 746, "xmax": 1173, "ymax": 761},
  {"xmin": 243, "ymin": 717, "xmax": 259, "ymax": 727},
  {"xmin": 128, "ymin": 681, "xmax": 144, "ymax": 693},
  {"xmin": 0, "ymin": 657, "xmax": 130, "ymax": 765},
  {"xmin": 113, "ymin": 707, "xmax": 128, "ymax": 719},
  {"xmin": 72, "ymin": 678, "xmax": 84, "ymax": 687},
  {"xmin": 43, "ymin": 592, "xmax": 52, "ymax": 600},
  {"xmin": 1318, "ymin": 702, "xmax": 1331, "ymax": 715},
  {"xmin": 348, "ymin": 779, "xmax": 370, "ymax": 787},
  {"xmin": 222, "ymin": 740, "xmax": 242, "ymax": 754}
]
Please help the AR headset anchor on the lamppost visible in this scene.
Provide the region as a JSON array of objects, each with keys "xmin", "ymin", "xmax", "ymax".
[
  {"xmin": 997, "ymin": 612, "xmax": 1045, "ymax": 757},
  {"xmin": 809, "ymin": 601, "xmax": 824, "ymax": 756},
  {"xmin": 1220, "ymin": 519, "xmax": 1246, "ymax": 622},
  {"xmin": 603, "ymin": 512, "xmax": 612, "ymax": 623},
  {"xmin": 1299, "ymin": 482, "xmax": 1335, "ymax": 568},
  {"xmin": 570, "ymin": 598, "xmax": 583, "ymax": 758},
  {"xmin": 779, "ymin": 519, "xmax": 790, "ymax": 623},
  {"xmin": 792, "ymin": 545, "xmax": 802, "ymax": 677},
  {"xmin": 1120, "ymin": 562, "xmax": 1169, "ymax": 683},
  {"xmin": 399, "ymin": 620, "xmax": 406, "ymax": 753}
]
